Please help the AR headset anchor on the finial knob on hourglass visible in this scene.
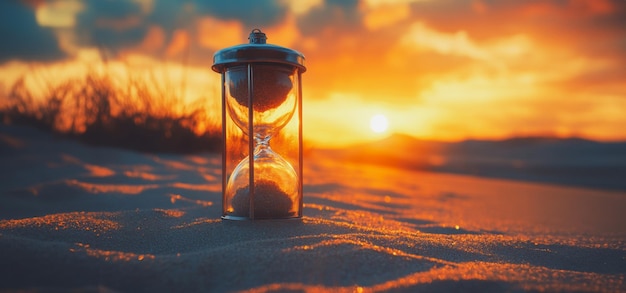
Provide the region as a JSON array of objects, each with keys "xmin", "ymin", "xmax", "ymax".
[{"xmin": 248, "ymin": 29, "xmax": 267, "ymax": 44}]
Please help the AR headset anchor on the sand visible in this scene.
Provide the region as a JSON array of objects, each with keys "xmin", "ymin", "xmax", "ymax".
[{"xmin": 0, "ymin": 124, "xmax": 624, "ymax": 292}]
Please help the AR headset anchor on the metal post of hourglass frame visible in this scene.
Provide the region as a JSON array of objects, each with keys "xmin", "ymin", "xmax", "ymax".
[
  {"xmin": 247, "ymin": 63, "xmax": 255, "ymax": 219},
  {"xmin": 220, "ymin": 72, "xmax": 226, "ymax": 216},
  {"xmin": 297, "ymin": 71, "xmax": 304, "ymax": 216},
  {"xmin": 212, "ymin": 29, "xmax": 306, "ymax": 220}
]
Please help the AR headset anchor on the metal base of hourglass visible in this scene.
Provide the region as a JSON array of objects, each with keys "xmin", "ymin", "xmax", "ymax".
[{"xmin": 223, "ymin": 134, "xmax": 299, "ymax": 220}]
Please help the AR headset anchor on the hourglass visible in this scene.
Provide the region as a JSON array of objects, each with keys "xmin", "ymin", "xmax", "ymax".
[{"xmin": 212, "ymin": 29, "xmax": 306, "ymax": 220}]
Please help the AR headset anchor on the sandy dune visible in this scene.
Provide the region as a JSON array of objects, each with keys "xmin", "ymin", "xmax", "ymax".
[{"xmin": 0, "ymin": 124, "xmax": 624, "ymax": 292}]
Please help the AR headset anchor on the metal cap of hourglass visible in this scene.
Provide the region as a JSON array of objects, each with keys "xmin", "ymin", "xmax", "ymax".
[
  {"xmin": 212, "ymin": 29, "xmax": 306, "ymax": 220},
  {"xmin": 212, "ymin": 29, "xmax": 306, "ymax": 74}
]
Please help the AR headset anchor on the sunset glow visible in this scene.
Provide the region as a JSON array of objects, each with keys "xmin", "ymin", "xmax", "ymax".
[
  {"xmin": 0, "ymin": 0, "xmax": 625, "ymax": 147},
  {"xmin": 370, "ymin": 114, "xmax": 389, "ymax": 133}
]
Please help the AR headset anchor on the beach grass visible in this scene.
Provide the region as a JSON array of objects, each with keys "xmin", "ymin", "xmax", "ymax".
[{"xmin": 0, "ymin": 71, "xmax": 221, "ymax": 153}]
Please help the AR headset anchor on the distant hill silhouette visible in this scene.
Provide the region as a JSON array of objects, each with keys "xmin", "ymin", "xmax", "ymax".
[{"xmin": 324, "ymin": 133, "xmax": 626, "ymax": 191}]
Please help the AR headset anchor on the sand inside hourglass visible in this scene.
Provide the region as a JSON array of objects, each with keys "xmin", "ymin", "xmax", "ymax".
[
  {"xmin": 229, "ymin": 65, "xmax": 294, "ymax": 112},
  {"xmin": 231, "ymin": 179, "xmax": 294, "ymax": 218}
]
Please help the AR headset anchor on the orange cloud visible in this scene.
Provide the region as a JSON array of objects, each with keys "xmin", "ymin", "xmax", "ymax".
[
  {"xmin": 529, "ymin": 0, "xmax": 617, "ymax": 17},
  {"xmin": 263, "ymin": 13, "xmax": 300, "ymax": 48},
  {"xmin": 95, "ymin": 16, "xmax": 142, "ymax": 31},
  {"xmin": 363, "ymin": 3, "xmax": 410, "ymax": 30},
  {"xmin": 197, "ymin": 17, "xmax": 244, "ymax": 50},
  {"xmin": 363, "ymin": 0, "xmax": 427, "ymax": 7},
  {"xmin": 401, "ymin": 22, "xmax": 489, "ymax": 60},
  {"xmin": 35, "ymin": 0, "xmax": 83, "ymax": 28},
  {"xmin": 140, "ymin": 25, "xmax": 165, "ymax": 51},
  {"xmin": 471, "ymin": 0, "xmax": 488, "ymax": 14},
  {"xmin": 281, "ymin": 0, "xmax": 322, "ymax": 15},
  {"xmin": 165, "ymin": 29, "xmax": 189, "ymax": 57}
]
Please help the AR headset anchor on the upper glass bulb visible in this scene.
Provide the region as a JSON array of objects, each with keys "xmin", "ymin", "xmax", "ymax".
[{"xmin": 226, "ymin": 64, "xmax": 297, "ymax": 139}]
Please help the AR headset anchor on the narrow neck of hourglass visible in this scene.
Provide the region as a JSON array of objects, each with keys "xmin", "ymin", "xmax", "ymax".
[
  {"xmin": 253, "ymin": 135, "xmax": 273, "ymax": 160},
  {"xmin": 254, "ymin": 132, "xmax": 272, "ymax": 146},
  {"xmin": 253, "ymin": 134, "xmax": 273, "ymax": 159}
]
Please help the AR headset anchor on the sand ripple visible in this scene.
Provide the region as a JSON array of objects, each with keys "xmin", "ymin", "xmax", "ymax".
[{"xmin": 0, "ymin": 125, "xmax": 624, "ymax": 292}]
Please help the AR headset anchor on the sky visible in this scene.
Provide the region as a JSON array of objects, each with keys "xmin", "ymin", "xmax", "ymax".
[{"xmin": 0, "ymin": 0, "xmax": 625, "ymax": 147}]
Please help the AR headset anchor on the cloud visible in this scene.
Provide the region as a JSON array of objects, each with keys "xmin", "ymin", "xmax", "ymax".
[
  {"xmin": 3, "ymin": 0, "xmax": 293, "ymax": 64},
  {"xmin": 196, "ymin": 17, "xmax": 244, "ymax": 50},
  {"xmin": 280, "ymin": 0, "xmax": 323, "ymax": 15},
  {"xmin": 362, "ymin": 2, "xmax": 411, "ymax": 30},
  {"xmin": 297, "ymin": 0, "xmax": 362, "ymax": 35},
  {"xmin": 138, "ymin": 25, "xmax": 165, "ymax": 52},
  {"xmin": 363, "ymin": 0, "xmax": 429, "ymax": 7},
  {"xmin": 0, "ymin": 1, "xmax": 66, "ymax": 63},
  {"xmin": 35, "ymin": 0, "xmax": 83, "ymax": 28},
  {"xmin": 401, "ymin": 22, "xmax": 488, "ymax": 61},
  {"xmin": 193, "ymin": 0, "xmax": 288, "ymax": 27},
  {"xmin": 165, "ymin": 29, "xmax": 189, "ymax": 57},
  {"xmin": 399, "ymin": 21, "xmax": 534, "ymax": 72},
  {"xmin": 73, "ymin": 0, "xmax": 147, "ymax": 50}
]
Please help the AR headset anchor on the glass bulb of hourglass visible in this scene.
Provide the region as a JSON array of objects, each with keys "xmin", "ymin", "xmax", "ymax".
[
  {"xmin": 226, "ymin": 144, "xmax": 298, "ymax": 218},
  {"xmin": 224, "ymin": 64, "xmax": 299, "ymax": 218},
  {"xmin": 226, "ymin": 65, "xmax": 297, "ymax": 137}
]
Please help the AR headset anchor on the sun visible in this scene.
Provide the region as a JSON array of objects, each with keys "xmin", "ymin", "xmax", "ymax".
[{"xmin": 370, "ymin": 114, "xmax": 389, "ymax": 133}]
